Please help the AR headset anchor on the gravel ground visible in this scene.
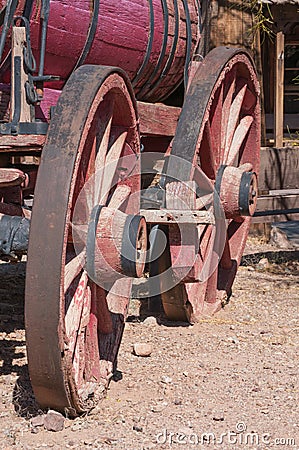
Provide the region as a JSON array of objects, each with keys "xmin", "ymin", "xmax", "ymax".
[{"xmin": 0, "ymin": 238, "xmax": 298, "ymax": 450}]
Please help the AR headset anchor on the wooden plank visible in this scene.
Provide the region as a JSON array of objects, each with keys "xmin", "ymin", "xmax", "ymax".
[
  {"xmin": 210, "ymin": 0, "xmax": 254, "ymax": 51},
  {"xmin": 138, "ymin": 101, "xmax": 181, "ymax": 136},
  {"xmin": 268, "ymin": 189, "xmax": 299, "ymax": 196},
  {"xmin": 252, "ymin": 212, "xmax": 299, "ymax": 223},
  {"xmin": 253, "ymin": 192, "xmax": 299, "ymax": 222},
  {"xmin": 254, "ymin": 193, "xmax": 299, "ymax": 222},
  {"xmin": 258, "ymin": 147, "xmax": 299, "ymax": 192},
  {"xmin": 0, "ymin": 168, "xmax": 26, "ymax": 187},
  {"xmin": 0, "ymin": 134, "xmax": 45, "ymax": 152},
  {"xmin": 274, "ymin": 31, "xmax": 285, "ymax": 148},
  {"xmin": 139, "ymin": 209, "xmax": 214, "ymax": 224},
  {"xmin": 11, "ymin": 27, "xmax": 31, "ymax": 123}
]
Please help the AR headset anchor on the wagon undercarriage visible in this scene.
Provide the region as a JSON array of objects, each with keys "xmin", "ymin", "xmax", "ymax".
[{"xmin": 0, "ymin": 1, "xmax": 260, "ymax": 415}]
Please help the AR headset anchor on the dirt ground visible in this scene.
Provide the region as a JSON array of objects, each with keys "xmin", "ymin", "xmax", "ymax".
[{"xmin": 0, "ymin": 237, "xmax": 298, "ymax": 450}]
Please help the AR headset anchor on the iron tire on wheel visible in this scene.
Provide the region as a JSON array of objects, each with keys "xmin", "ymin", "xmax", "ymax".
[
  {"xmin": 25, "ymin": 65, "xmax": 141, "ymax": 415},
  {"xmin": 161, "ymin": 47, "xmax": 260, "ymax": 323}
]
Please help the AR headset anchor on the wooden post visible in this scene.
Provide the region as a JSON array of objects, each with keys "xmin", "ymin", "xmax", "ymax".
[
  {"xmin": 274, "ymin": 31, "xmax": 285, "ymax": 148},
  {"xmin": 10, "ymin": 27, "xmax": 31, "ymax": 123}
]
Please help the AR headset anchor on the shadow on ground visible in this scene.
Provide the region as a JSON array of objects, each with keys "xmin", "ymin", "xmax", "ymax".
[{"xmin": 0, "ymin": 261, "xmax": 40, "ymax": 417}]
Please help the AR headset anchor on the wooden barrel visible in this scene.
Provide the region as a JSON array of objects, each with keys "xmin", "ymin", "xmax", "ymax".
[{"xmin": 0, "ymin": 0, "xmax": 200, "ymax": 102}]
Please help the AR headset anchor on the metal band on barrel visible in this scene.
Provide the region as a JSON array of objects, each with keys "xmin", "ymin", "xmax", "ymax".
[
  {"xmin": 73, "ymin": 0, "xmax": 100, "ymax": 71},
  {"xmin": 182, "ymin": 0, "xmax": 192, "ymax": 90},
  {"xmin": 132, "ymin": 0, "xmax": 155, "ymax": 87},
  {"xmin": 144, "ymin": 0, "xmax": 179, "ymax": 100},
  {"xmin": 137, "ymin": 0, "xmax": 169, "ymax": 99}
]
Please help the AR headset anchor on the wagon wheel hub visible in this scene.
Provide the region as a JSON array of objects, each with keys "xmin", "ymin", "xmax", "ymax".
[
  {"xmin": 86, "ymin": 205, "xmax": 147, "ymax": 283},
  {"xmin": 215, "ymin": 164, "xmax": 258, "ymax": 219}
]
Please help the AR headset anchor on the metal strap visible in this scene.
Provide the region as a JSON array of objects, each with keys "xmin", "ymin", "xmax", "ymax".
[
  {"xmin": 137, "ymin": 0, "xmax": 169, "ymax": 99},
  {"xmin": 132, "ymin": 0, "xmax": 155, "ymax": 87},
  {"xmin": 182, "ymin": 0, "xmax": 192, "ymax": 91},
  {"xmin": 73, "ymin": 0, "xmax": 100, "ymax": 71},
  {"xmin": 38, "ymin": 0, "xmax": 50, "ymax": 76},
  {"xmin": 143, "ymin": 0, "xmax": 179, "ymax": 100}
]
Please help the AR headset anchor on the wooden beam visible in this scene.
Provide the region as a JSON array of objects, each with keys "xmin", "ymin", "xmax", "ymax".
[
  {"xmin": 258, "ymin": 147, "xmax": 299, "ymax": 193},
  {"xmin": 274, "ymin": 31, "xmax": 285, "ymax": 148},
  {"xmin": 253, "ymin": 191, "xmax": 299, "ymax": 223},
  {"xmin": 11, "ymin": 27, "xmax": 31, "ymax": 123},
  {"xmin": 138, "ymin": 101, "xmax": 181, "ymax": 137}
]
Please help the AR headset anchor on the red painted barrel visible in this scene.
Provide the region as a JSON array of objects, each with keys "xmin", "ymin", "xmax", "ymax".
[{"xmin": 0, "ymin": 0, "xmax": 200, "ymax": 102}]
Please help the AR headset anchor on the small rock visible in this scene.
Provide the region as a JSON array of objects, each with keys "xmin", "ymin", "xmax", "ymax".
[
  {"xmin": 213, "ymin": 411, "xmax": 225, "ymax": 421},
  {"xmin": 31, "ymin": 427, "xmax": 39, "ymax": 434},
  {"xmin": 31, "ymin": 415, "xmax": 45, "ymax": 428},
  {"xmin": 257, "ymin": 257, "xmax": 270, "ymax": 270},
  {"xmin": 270, "ymin": 227, "xmax": 293, "ymax": 249},
  {"xmin": 71, "ymin": 422, "xmax": 82, "ymax": 432},
  {"xmin": 133, "ymin": 343, "xmax": 152, "ymax": 357},
  {"xmin": 161, "ymin": 376, "xmax": 172, "ymax": 384},
  {"xmin": 151, "ymin": 404, "xmax": 164, "ymax": 413},
  {"xmin": 133, "ymin": 425, "xmax": 143, "ymax": 432},
  {"xmin": 44, "ymin": 410, "xmax": 65, "ymax": 432},
  {"xmin": 174, "ymin": 398, "xmax": 182, "ymax": 405},
  {"xmin": 183, "ymin": 371, "xmax": 188, "ymax": 377},
  {"xmin": 142, "ymin": 316, "xmax": 157, "ymax": 327}
]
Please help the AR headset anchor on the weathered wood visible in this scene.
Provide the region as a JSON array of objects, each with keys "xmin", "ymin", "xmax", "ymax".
[
  {"xmin": 252, "ymin": 212, "xmax": 299, "ymax": 223},
  {"xmin": 140, "ymin": 208, "xmax": 214, "ymax": 224},
  {"xmin": 138, "ymin": 101, "xmax": 181, "ymax": 136},
  {"xmin": 210, "ymin": 0, "xmax": 255, "ymax": 52},
  {"xmin": 258, "ymin": 147, "xmax": 299, "ymax": 192},
  {"xmin": 274, "ymin": 31, "xmax": 285, "ymax": 148},
  {"xmin": 254, "ymin": 192, "xmax": 299, "ymax": 223},
  {"xmin": 0, "ymin": 168, "xmax": 26, "ymax": 187},
  {"xmin": 256, "ymin": 193, "xmax": 299, "ymax": 210},
  {"xmin": 0, "ymin": 134, "xmax": 45, "ymax": 152},
  {"xmin": 64, "ymin": 251, "xmax": 86, "ymax": 294},
  {"xmin": 11, "ymin": 27, "xmax": 31, "ymax": 123},
  {"xmin": 256, "ymin": 147, "xmax": 299, "ymax": 222}
]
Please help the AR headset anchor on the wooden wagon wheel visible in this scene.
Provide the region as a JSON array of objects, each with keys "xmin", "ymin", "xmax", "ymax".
[
  {"xmin": 25, "ymin": 66, "xmax": 145, "ymax": 415},
  {"xmin": 161, "ymin": 47, "xmax": 260, "ymax": 323}
]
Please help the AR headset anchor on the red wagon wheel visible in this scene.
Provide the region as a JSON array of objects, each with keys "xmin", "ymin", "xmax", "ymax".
[
  {"xmin": 161, "ymin": 47, "xmax": 260, "ymax": 323},
  {"xmin": 25, "ymin": 66, "xmax": 145, "ymax": 415}
]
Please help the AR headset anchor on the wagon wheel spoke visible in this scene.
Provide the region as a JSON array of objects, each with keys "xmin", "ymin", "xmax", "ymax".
[
  {"xmin": 223, "ymin": 82, "xmax": 247, "ymax": 160},
  {"xmin": 210, "ymin": 83, "xmax": 223, "ymax": 168},
  {"xmin": 25, "ymin": 66, "xmax": 141, "ymax": 415},
  {"xmin": 221, "ymin": 69, "xmax": 236, "ymax": 153},
  {"xmin": 100, "ymin": 128, "xmax": 128, "ymax": 204},
  {"xmin": 64, "ymin": 250, "xmax": 86, "ymax": 293},
  {"xmin": 160, "ymin": 47, "xmax": 260, "ymax": 323},
  {"xmin": 226, "ymin": 115, "xmax": 253, "ymax": 166}
]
